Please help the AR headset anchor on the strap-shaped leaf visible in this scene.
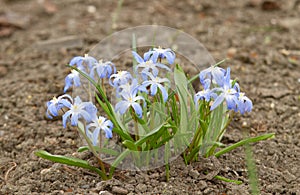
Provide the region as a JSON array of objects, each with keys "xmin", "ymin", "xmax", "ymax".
[
  {"xmin": 214, "ymin": 133, "xmax": 275, "ymax": 158},
  {"xmin": 174, "ymin": 64, "xmax": 189, "ymax": 134},
  {"xmin": 35, "ymin": 150, "xmax": 107, "ymax": 179},
  {"xmin": 122, "ymin": 140, "xmax": 139, "ymax": 151}
]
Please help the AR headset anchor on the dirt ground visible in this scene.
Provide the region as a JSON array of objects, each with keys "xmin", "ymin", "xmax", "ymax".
[{"xmin": 0, "ymin": 0, "xmax": 300, "ymax": 194}]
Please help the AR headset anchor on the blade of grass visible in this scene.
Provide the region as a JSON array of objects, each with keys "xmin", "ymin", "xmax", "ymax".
[
  {"xmin": 35, "ymin": 150, "xmax": 107, "ymax": 179},
  {"xmin": 214, "ymin": 133, "xmax": 275, "ymax": 158},
  {"xmin": 110, "ymin": 0, "xmax": 124, "ymax": 33}
]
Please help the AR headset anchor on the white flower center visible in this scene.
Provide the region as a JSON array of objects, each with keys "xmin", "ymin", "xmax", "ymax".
[
  {"xmin": 145, "ymin": 60, "xmax": 153, "ymax": 65},
  {"xmin": 72, "ymin": 105, "xmax": 79, "ymax": 112},
  {"xmin": 98, "ymin": 118, "xmax": 103, "ymax": 125},
  {"xmin": 52, "ymin": 97, "xmax": 58, "ymax": 103},
  {"xmin": 128, "ymin": 97, "xmax": 133, "ymax": 103},
  {"xmin": 117, "ymin": 71, "xmax": 125, "ymax": 76},
  {"xmin": 239, "ymin": 92, "xmax": 245, "ymax": 99},
  {"xmin": 155, "ymin": 46, "xmax": 164, "ymax": 53}
]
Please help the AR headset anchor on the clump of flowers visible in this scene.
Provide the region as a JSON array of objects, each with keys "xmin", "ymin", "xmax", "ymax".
[{"xmin": 36, "ymin": 46, "xmax": 274, "ymax": 182}]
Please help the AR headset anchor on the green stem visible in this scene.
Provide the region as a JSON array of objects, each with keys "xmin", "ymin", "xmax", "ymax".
[
  {"xmin": 214, "ymin": 175, "xmax": 243, "ymax": 185},
  {"xmin": 101, "ymin": 78, "xmax": 106, "ymax": 95},
  {"xmin": 165, "ymin": 141, "xmax": 170, "ymax": 181},
  {"xmin": 186, "ymin": 125, "xmax": 201, "ymax": 160},
  {"xmin": 110, "ymin": 0, "xmax": 124, "ymax": 34},
  {"xmin": 88, "ymin": 82, "xmax": 92, "ymax": 102},
  {"xmin": 130, "ymin": 107, "xmax": 140, "ymax": 141},
  {"xmin": 243, "ymin": 130, "xmax": 260, "ymax": 195},
  {"xmin": 77, "ymin": 122, "xmax": 107, "ymax": 180},
  {"xmin": 134, "ymin": 118, "xmax": 139, "ymax": 141},
  {"xmin": 214, "ymin": 111, "xmax": 233, "ymax": 142}
]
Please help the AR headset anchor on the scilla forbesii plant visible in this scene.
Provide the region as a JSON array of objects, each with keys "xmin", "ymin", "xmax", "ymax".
[{"xmin": 36, "ymin": 47, "xmax": 274, "ymax": 181}]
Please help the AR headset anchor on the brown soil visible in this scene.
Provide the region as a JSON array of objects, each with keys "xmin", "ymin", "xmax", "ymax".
[{"xmin": 1, "ymin": 0, "xmax": 300, "ymax": 194}]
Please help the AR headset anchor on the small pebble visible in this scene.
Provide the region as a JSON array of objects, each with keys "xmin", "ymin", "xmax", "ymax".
[
  {"xmin": 40, "ymin": 168, "xmax": 51, "ymax": 175},
  {"xmin": 81, "ymin": 185, "xmax": 90, "ymax": 189},
  {"xmin": 198, "ymin": 180, "xmax": 207, "ymax": 190},
  {"xmin": 189, "ymin": 169, "xmax": 200, "ymax": 178},
  {"xmin": 112, "ymin": 186, "xmax": 128, "ymax": 195},
  {"xmin": 135, "ymin": 183, "xmax": 147, "ymax": 193},
  {"xmin": 283, "ymin": 170, "xmax": 296, "ymax": 183},
  {"xmin": 149, "ymin": 172, "xmax": 159, "ymax": 179},
  {"xmin": 87, "ymin": 5, "xmax": 96, "ymax": 13},
  {"xmin": 0, "ymin": 66, "xmax": 8, "ymax": 77},
  {"xmin": 242, "ymin": 121, "xmax": 248, "ymax": 127}
]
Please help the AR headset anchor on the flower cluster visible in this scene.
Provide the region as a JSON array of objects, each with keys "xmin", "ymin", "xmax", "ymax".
[
  {"xmin": 47, "ymin": 54, "xmax": 116, "ymax": 146},
  {"xmin": 47, "ymin": 47, "xmax": 252, "ymax": 148},
  {"xmin": 46, "ymin": 47, "xmax": 176, "ymax": 145},
  {"xmin": 110, "ymin": 48, "xmax": 175, "ymax": 118},
  {"xmin": 64, "ymin": 54, "xmax": 116, "ymax": 92},
  {"xmin": 194, "ymin": 65, "xmax": 253, "ymax": 114},
  {"xmin": 47, "ymin": 95, "xmax": 113, "ymax": 144},
  {"xmin": 40, "ymin": 44, "xmax": 266, "ymax": 181}
]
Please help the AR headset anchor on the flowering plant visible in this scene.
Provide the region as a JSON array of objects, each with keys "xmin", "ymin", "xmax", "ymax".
[{"xmin": 36, "ymin": 46, "xmax": 274, "ymax": 181}]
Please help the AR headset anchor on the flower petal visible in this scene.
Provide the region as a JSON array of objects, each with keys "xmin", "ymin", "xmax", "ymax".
[
  {"xmin": 92, "ymin": 128, "xmax": 100, "ymax": 146},
  {"xmin": 210, "ymin": 94, "xmax": 225, "ymax": 110},
  {"xmin": 131, "ymin": 103, "xmax": 143, "ymax": 118},
  {"xmin": 132, "ymin": 51, "xmax": 144, "ymax": 64}
]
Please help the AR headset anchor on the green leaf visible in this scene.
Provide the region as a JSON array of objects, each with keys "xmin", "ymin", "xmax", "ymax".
[
  {"xmin": 174, "ymin": 64, "xmax": 189, "ymax": 134},
  {"xmin": 123, "ymin": 140, "xmax": 139, "ymax": 151},
  {"xmin": 201, "ymin": 103, "xmax": 228, "ymax": 157},
  {"xmin": 214, "ymin": 133, "xmax": 275, "ymax": 158},
  {"xmin": 35, "ymin": 150, "xmax": 107, "ymax": 179},
  {"xmin": 135, "ymin": 121, "xmax": 167, "ymax": 146},
  {"xmin": 186, "ymin": 145, "xmax": 201, "ymax": 163},
  {"xmin": 213, "ymin": 175, "xmax": 242, "ymax": 185},
  {"xmin": 174, "ymin": 64, "xmax": 198, "ymax": 154}
]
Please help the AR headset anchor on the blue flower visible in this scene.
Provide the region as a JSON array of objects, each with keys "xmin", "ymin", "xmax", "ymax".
[
  {"xmin": 199, "ymin": 64, "xmax": 226, "ymax": 87},
  {"xmin": 86, "ymin": 116, "xmax": 113, "ymax": 146},
  {"xmin": 46, "ymin": 94, "xmax": 73, "ymax": 119},
  {"xmin": 109, "ymin": 71, "xmax": 132, "ymax": 88},
  {"xmin": 62, "ymin": 96, "xmax": 97, "ymax": 128},
  {"xmin": 64, "ymin": 69, "xmax": 82, "ymax": 92},
  {"xmin": 69, "ymin": 54, "xmax": 97, "ymax": 70},
  {"xmin": 141, "ymin": 73, "xmax": 170, "ymax": 102},
  {"xmin": 132, "ymin": 51, "xmax": 171, "ymax": 79},
  {"xmin": 144, "ymin": 47, "xmax": 176, "ymax": 64},
  {"xmin": 115, "ymin": 88, "xmax": 145, "ymax": 118},
  {"xmin": 117, "ymin": 78, "xmax": 147, "ymax": 97},
  {"xmin": 210, "ymin": 68, "xmax": 239, "ymax": 111},
  {"xmin": 194, "ymin": 79, "xmax": 217, "ymax": 109},
  {"xmin": 237, "ymin": 93, "xmax": 253, "ymax": 114},
  {"xmin": 90, "ymin": 59, "xmax": 116, "ymax": 79}
]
